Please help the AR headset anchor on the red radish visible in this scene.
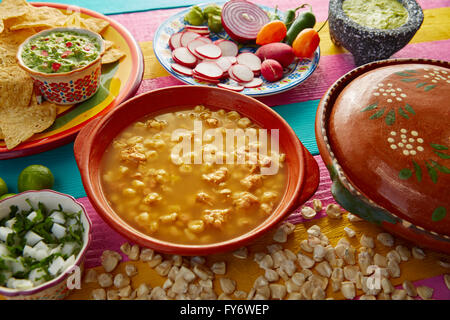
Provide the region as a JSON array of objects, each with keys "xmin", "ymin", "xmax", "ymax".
[
  {"xmin": 171, "ymin": 63, "xmax": 193, "ymax": 76},
  {"xmin": 193, "ymin": 74, "xmax": 220, "ymax": 84},
  {"xmin": 255, "ymin": 43, "xmax": 296, "ymax": 68},
  {"xmin": 230, "ymin": 64, "xmax": 254, "ymax": 83},
  {"xmin": 185, "ymin": 25, "xmax": 209, "ymax": 32},
  {"xmin": 198, "ymin": 37, "xmax": 213, "ymax": 44},
  {"xmin": 260, "ymin": 59, "xmax": 283, "ymax": 82},
  {"xmin": 228, "ymin": 70, "xmax": 241, "ymax": 83},
  {"xmin": 187, "ymin": 39, "xmax": 209, "ymax": 57},
  {"xmin": 221, "ymin": 0, "xmax": 270, "ymax": 43},
  {"xmin": 241, "ymin": 77, "xmax": 263, "ymax": 88},
  {"xmin": 217, "ymin": 83, "xmax": 244, "ymax": 92},
  {"xmin": 224, "ymin": 56, "xmax": 237, "ymax": 65},
  {"xmin": 215, "ymin": 40, "xmax": 238, "ymax": 57},
  {"xmin": 169, "ymin": 32, "xmax": 183, "ymax": 50},
  {"xmin": 180, "ymin": 31, "xmax": 201, "ymax": 47},
  {"xmin": 172, "ymin": 47, "xmax": 197, "ymax": 68},
  {"xmin": 214, "ymin": 57, "xmax": 232, "ymax": 73},
  {"xmin": 236, "ymin": 52, "xmax": 261, "ymax": 72},
  {"xmin": 194, "ymin": 61, "xmax": 224, "ymax": 79},
  {"xmin": 195, "ymin": 44, "xmax": 222, "ymax": 59}
]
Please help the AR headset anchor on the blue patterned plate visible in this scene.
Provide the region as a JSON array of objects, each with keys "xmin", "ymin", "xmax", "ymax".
[{"xmin": 153, "ymin": 2, "xmax": 320, "ymax": 97}]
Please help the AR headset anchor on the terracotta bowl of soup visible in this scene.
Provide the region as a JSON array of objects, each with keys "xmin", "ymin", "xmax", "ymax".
[{"xmin": 74, "ymin": 85, "xmax": 319, "ymax": 255}]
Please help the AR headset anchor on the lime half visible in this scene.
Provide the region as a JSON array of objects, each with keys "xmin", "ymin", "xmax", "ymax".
[{"xmin": 0, "ymin": 177, "xmax": 8, "ymax": 196}]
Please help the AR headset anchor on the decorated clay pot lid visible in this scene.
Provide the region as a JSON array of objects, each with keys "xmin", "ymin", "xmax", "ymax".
[{"xmin": 328, "ymin": 62, "xmax": 450, "ymax": 236}]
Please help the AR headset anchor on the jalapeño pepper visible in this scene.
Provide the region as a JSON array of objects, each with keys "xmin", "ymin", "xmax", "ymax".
[{"xmin": 284, "ymin": 4, "xmax": 316, "ymax": 46}]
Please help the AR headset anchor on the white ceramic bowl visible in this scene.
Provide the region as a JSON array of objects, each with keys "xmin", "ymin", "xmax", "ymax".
[{"xmin": 0, "ymin": 190, "xmax": 92, "ymax": 300}]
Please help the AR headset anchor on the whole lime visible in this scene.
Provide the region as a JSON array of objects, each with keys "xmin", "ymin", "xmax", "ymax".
[
  {"xmin": 0, "ymin": 193, "xmax": 16, "ymax": 200},
  {"xmin": 18, "ymin": 165, "xmax": 54, "ymax": 192},
  {"xmin": 0, "ymin": 177, "xmax": 8, "ymax": 196}
]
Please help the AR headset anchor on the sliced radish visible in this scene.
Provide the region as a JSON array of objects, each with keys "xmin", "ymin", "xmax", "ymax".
[
  {"xmin": 230, "ymin": 64, "xmax": 254, "ymax": 83},
  {"xmin": 180, "ymin": 31, "xmax": 201, "ymax": 47},
  {"xmin": 214, "ymin": 57, "xmax": 232, "ymax": 73},
  {"xmin": 198, "ymin": 37, "xmax": 213, "ymax": 44},
  {"xmin": 185, "ymin": 25, "xmax": 209, "ymax": 32},
  {"xmin": 217, "ymin": 83, "xmax": 244, "ymax": 92},
  {"xmin": 195, "ymin": 44, "xmax": 222, "ymax": 59},
  {"xmin": 236, "ymin": 52, "xmax": 262, "ymax": 72},
  {"xmin": 187, "ymin": 39, "xmax": 209, "ymax": 57},
  {"xmin": 171, "ymin": 63, "xmax": 193, "ymax": 76},
  {"xmin": 193, "ymin": 74, "xmax": 220, "ymax": 84},
  {"xmin": 169, "ymin": 32, "xmax": 183, "ymax": 50},
  {"xmin": 224, "ymin": 56, "xmax": 237, "ymax": 65},
  {"xmin": 172, "ymin": 47, "xmax": 197, "ymax": 68},
  {"xmin": 216, "ymin": 40, "xmax": 239, "ymax": 57},
  {"xmin": 228, "ymin": 68, "xmax": 241, "ymax": 83},
  {"xmin": 194, "ymin": 61, "xmax": 223, "ymax": 79},
  {"xmin": 241, "ymin": 77, "xmax": 263, "ymax": 88}
]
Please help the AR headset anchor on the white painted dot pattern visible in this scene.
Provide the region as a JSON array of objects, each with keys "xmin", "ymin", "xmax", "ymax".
[{"xmin": 387, "ymin": 130, "xmax": 426, "ymax": 156}]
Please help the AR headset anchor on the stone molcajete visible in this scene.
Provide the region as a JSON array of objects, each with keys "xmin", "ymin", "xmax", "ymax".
[
  {"xmin": 316, "ymin": 59, "xmax": 450, "ymax": 253},
  {"xmin": 328, "ymin": 0, "xmax": 424, "ymax": 66}
]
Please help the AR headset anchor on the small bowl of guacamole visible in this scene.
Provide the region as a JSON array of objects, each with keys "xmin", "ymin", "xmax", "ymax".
[
  {"xmin": 17, "ymin": 28, "xmax": 105, "ymax": 105},
  {"xmin": 328, "ymin": 0, "xmax": 423, "ymax": 65}
]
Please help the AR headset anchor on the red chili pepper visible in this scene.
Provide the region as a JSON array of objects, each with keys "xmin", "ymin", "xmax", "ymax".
[
  {"xmin": 292, "ymin": 28, "xmax": 320, "ymax": 58},
  {"xmin": 41, "ymin": 50, "xmax": 48, "ymax": 56},
  {"xmin": 52, "ymin": 63, "xmax": 61, "ymax": 72},
  {"xmin": 31, "ymin": 45, "xmax": 37, "ymax": 50},
  {"xmin": 83, "ymin": 46, "xmax": 90, "ymax": 51},
  {"xmin": 61, "ymin": 50, "xmax": 72, "ymax": 58},
  {"xmin": 66, "ymin": 42, "xmax": 73, "ymax": 48}
]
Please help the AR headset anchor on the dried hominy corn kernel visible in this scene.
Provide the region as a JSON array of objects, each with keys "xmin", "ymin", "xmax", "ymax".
[
  {"xmin": 101, "ymin": 250, "xmax": 122, "ymax": 272},
  {"xmin": 360, "ymin": 234, "xmax": 375, "ymax": 248},
  {"xmin": 411, "ymin": 247, "xmax": 426, "ymax": 260},
  {"xmin": 347, "ymin": 213, "xmax": 363, "ymax": 222},
  {"xmin": 233, "ymin": 247, "xmax": 248, "ymax": 259},
  {"xmin": 301, "ymin": 206, "xmax": 316, "ymax": 219},
  {"xmin": 326, "ymin": 204, "xmax": 342, "ymax": 219},
  {"xmin": 273, "ymin": 227, "xmax": 288, "ymax": 243},
  {"xmin": 381, "ymin": 278, "xmax": 394, "ymax": 294},
  {"xmin": 376, "ymin": 233, "xmax": 394, "ymax": 247},
  {"xmin": 139, "ymin": 248, "xmax": 154, "ymax": 261},
  {"xmin": 300, "ymin": 239, "xmax": 313, "ymax": 253},
  {"xmin": 91, "ymin": 288, "xmax": 106, "ymax": 300},
  {"xmin": 269, "ymin": 284, "xmax": 286, "ymax": 300},
  {"xmin": 84, "ymin": 269, "xmax": 98, "ymax": 283},
  {"xmin": 395, "ymin": 245, "xmax": 411, "ymax": 261},
  {"xmin": 312, "ymin": 199, "xmax": 322, "ymax": 212},
  {"xmin": 114, "ymin": 273, "xmax": 130, "ymax": 289},
  {"xmin": 128, "ymin": 244, "xmax": 140, "ymax": 260},
  {"xmin": 444, "ymin": 274, "xmax": 450, "ymax": 290},
  {"xmin": 297, "ymin": 253, "xmax": 315, "ymax": 269},
  {"xmin": 344, "ymin": 227, "xmax": 356, "ymax": 238},
  {"xmin": 125, "ymin": 264, "xmax": 138, "ymax": 277},
  {"xmin": 98, "ymin": 273, "xmax": 113, "ymax": 288},
  {"xmin": 148, "ymin": 254, "xmax": 163, "ymax": 268},
  {"xmin": 211, "ymin": 261, "xmax": 226, "ymax": 275},
  {"xmin": 341, "ymin": 281, "xmax": 355, "ymax": 299},
  {"xmin": 391, "ymin": 289, "xmax": 407, "ymax": 300},
  {"xmin": 403, "ymin": 280, "xmax": 417, "ymax": 297},
  {"xmin": 265, "ymin": 268, "xmax": 279, "ymax": 282},
  {"xmin": 417, "ymin": 286, "xmax": 434, "ymax": 300}
]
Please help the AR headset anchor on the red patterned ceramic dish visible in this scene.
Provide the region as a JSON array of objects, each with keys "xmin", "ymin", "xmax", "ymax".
[
  {"xmin": 74, "ymin": 86, "xmax": 320, "ymax": 255},
  {"xmin": 0, "ymin": 190, "xmax": 92, "ymax": 299},
  {"xmin": 17, "ymin": 27, "xmax": 105, "ymax": 105},
  {"xmin": 316, "ymin": 58, "xmax": 450, "ymax": 253}
]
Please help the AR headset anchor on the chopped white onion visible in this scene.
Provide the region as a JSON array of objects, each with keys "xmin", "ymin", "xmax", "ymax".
[
  {"xmin": 7, "ymin": 278, "xmax": 34, "ymax": 290},
  {"xmin": 4, "ymin": 218, "xmax": 16, "ymax": 229},
  {"xmin": 0, "ymin": 226, "xmax": 13, "ymax": 242},
  {"xmin": 51, "ymin": 223, "xmax": 66, "ymax": 239},
  {"xmin": 61, "ymin": 242, "xmax": 77, "ymax": 257},
  {"xmin": 48, "ymin": 256, "xmax": 65, "ymax": 276},
  {"xmin": 50, "ymin": 211, "xmax": 65, "ymax": 225},
  {"xmin": 27, "ymin": 211, "xmax": 37, "ymax": 221},
  {"xmin": 28, "ymin": 268, "xmax": 46, "ymax": 286},
  {"xmin": 25, "ymin": 231, "xmax": 43, "ymax": 246}
]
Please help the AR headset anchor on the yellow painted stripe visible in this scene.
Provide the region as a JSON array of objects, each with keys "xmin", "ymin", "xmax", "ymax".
[
  {"xmin": 140, "ymin": 7, "xmax": 450, "ymax": 80},
  {"xmin": 66, "ymin": 214, "xmax": 449, "ymax": 300}
]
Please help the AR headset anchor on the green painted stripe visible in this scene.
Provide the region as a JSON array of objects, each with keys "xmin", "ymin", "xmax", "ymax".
[{"xmin": 273, "ymin": 99, "xmax": 320, "ymax": 156}]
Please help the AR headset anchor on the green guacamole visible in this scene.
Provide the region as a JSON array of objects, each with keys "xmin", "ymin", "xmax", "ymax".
[
  {"xmin": 343, "ymin": 0, "xmax": 409, "ymax": 30},
  {"xmin": 22, "ymin": 30, "xmax": 101, "ymax": 74}
]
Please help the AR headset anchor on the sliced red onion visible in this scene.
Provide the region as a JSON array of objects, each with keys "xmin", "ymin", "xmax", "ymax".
[{"xmin": 221, "ymin": 0, "xmax": 270, "ymax": 43}]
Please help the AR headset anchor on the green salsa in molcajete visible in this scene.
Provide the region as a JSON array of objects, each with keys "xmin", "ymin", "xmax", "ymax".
[
  {"xmin": 22, "ymin": 30, "xmax": 101, "ymax": 74},
  {"xmin": 343, "ymin": 0, "xmax": 409, "ymax": 30}
]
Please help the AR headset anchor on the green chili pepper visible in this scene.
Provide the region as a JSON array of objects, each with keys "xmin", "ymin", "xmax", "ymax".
[
  {"xmin": 208, "ymin": 14, "xmax": 223, "ymax": 33},
  {"xmin": 203, "ymin": 4, "xmax": 221, "ymax": 18},
  {"xmin": 184, "ymin": 5, "xmax": 205, "ymax": 26},
  {"xmin": 271, "ymin": 5, "xmax": 281, "ymax": 21},
  {"xmin": 284, "ymin": 4, "xmax": 316, "ymax": 46}
]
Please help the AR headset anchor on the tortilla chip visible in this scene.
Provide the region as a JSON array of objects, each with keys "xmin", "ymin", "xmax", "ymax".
[
  {"xmin": 0, "ymin": 0, "xmax": 30, "ymax": 21},
  {"xmin": 0, "ymin": 95, "xmax": 56, "ymax": 149},
  {"xmin": 0, "ymin": 44, "xmax": 17, "ymax": 67},
  {"xmin": 9, "ymin": 6, "xmax": 66, "ymax": 31},
  {"xmin": 0, "ymin": 20, "xmax": 4, "ymax": 34},
  {"xmin": 79, "ymin": 17, "xmax": 109, "ymax": 34},
  {"xmin": 103, "ymin": 39, "xmax": 115, "ymax": 51},
  {"xmin": 102, "ymin": 47, "xmax": 125, "ymax": 64},
  {"xmin": 0, "ymin": 65, "xmax": 33, "ymax": 110}
]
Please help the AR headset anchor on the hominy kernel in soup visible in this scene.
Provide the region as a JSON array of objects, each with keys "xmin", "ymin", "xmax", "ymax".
[{"xmin": 100, "ymin": 106, "xmax": 287, "ymax": 245}]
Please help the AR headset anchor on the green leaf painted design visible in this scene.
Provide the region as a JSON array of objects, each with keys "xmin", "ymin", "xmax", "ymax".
[
  {"xmin": 398, "ymin": 107, "xmax": 409, "ymax": 119},
  {"xmin": 432, "ymin": 207, "xmax": 447, "ymax": 222},
  {"xmin": 433, "ymin": 162, "xmax": 450, "ymax": 174},
  {"xmin": 361, "ymin": 103, "xmax": 378, "ymax": 112},
  {"xmin": 395, "ymin": 72, "xmax": 414, "ymax": 76},
  {"xmin": 425, "ymin": 161, "xmax": 438, "ymax": 183},
  {"xmin": 435, "ymin": 151, "xmax": 450, "ymax": 160},
  {"xmin": 431, "ymin": 144, "xmax": 448, "ymax": 150},
  {"xmin": 370, "ymin": 108, "xmax": 385, "ymax": 119},
  {"xmin": 416, "ymin": 82, "xmax": 427, "ymax": 88},
  {"xmin": 404, "ymin": 70, "xmax": 417, "ymax": 73},
  {"xmin": 401, "ymin": 78, "xmax": 418, "ymax": 83},
  {"xmin": 412, "ymin": 160, "xmax": 422, "ymax": 182},
  {"xmin": 385, "ymin": 110, "xmax": 395, "ymax": 125},
  {"xmin": 404, "ymin": 104, "xmax": 415, "ymax": 115},
  {"xmin": 399, "ymin": 168, "xmax": 412, "ymax": 180},
  {"xmin": 424, "ymin": 85, "xmax": 436, "ymax": 92}
]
